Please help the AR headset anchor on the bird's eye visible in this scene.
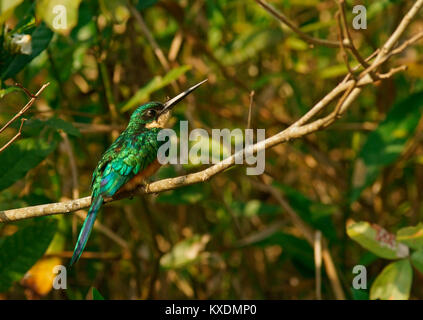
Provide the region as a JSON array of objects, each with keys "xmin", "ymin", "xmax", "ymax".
[{"xmin": 146, "ymin": 109, "xmax": 157, "ymax": 118}]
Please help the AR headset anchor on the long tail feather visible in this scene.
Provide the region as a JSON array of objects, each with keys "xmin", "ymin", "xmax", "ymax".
[{"xmin": 70, "ymin": 195, "xmax": 103, "ymax": 267}]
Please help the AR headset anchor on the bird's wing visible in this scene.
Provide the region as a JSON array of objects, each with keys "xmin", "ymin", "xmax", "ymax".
[{"xmin": 92, "ymin": 130, "xmax": 162, "ymax": 198}]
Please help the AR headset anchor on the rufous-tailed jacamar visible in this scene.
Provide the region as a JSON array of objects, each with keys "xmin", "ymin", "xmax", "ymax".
[{"xmin": 70, "ymin": 79, "xmax": 207, "ymax": 266}]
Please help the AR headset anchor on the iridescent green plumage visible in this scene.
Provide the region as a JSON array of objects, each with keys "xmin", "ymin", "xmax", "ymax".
[
  {"xmin": 70, "ymin": 102, "xmax": 165, "ymax": 266},
  {"xmin": 70, "ymin": 79, "xmax": 207, "ymax": 266}
]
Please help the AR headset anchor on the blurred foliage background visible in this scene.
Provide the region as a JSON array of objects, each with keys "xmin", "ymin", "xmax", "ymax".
[{"xmin": 1, "ymin": 0, "xmax": 423, "ymax": 300}]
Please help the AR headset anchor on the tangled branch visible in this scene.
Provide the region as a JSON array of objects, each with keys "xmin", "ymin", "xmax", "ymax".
[
  {"xmin": 0, "ymin": 82, "xmax": 50, "ymax": 153},
  {"xmin": 1, "ymin": 0, "xmax": 423, "ymax": 223}
]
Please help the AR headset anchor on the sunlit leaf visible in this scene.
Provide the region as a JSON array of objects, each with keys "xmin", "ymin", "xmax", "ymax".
[
  {"xmin": 347, "ymin": 221, "xmax": 409, "ymax": 259},
  {"xmin": 36, "ymin": 0, "xmax": 82, "ymax": 35},
  {"xmin": 99, "ymin": 0, "xmax": 129, "ymax": 24},
  {"xmin": 0, "ymin": 0, "xmax": 23, "ymax": 24},
  {"xmin": 21, "ymin": 256, "xmax": 61, "ymax": 296},
  {"xmin": 0, "ymin": 218, "xmax": 58, "ymax": 292},
  {"xmin": 396, "ymin": 223, "xmax": 423, "ymax": 250},
  {"xmin": 370, "ymin": 259, "xmax": 412, "ymax": 300},
  {"xmin": 21, "ymin": 217, "xmax": 66, "ymax": 296},
  {"xmin": 0, "ymin": 86, "xmax": 20, "ymax": 98},
  {"xmin": 160, "ymin": 234, "xmax": 210, "ymax": 269},
  {"xmin": 121, "ymin": 65, "xmax": 191, "ymax": 112}
]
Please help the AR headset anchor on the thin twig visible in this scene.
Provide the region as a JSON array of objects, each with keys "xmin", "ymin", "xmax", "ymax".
[
  {"xmin": 337, "ymin": 0, "xmax": 369, "ymax": 69},
  {"xmin": 0, "ymin": 117, "xmax": 26, "ymax": 153},
  {"xmin": 255, "ymin": 0, "xmax": 345, "ymax": 48},
  {"xmin": 254, "ymin": 182, "xmax": 346, "ymax": 300},
  {"xmin": 314, "ymin": 231, "xmax": 322, "ymax": 300},
  {"xmin": 0, "ymin": 0, "xmax": 421, "ymax": 229},
  {"xmin": 129, "ymin": 4, "xmax": 170, "ymax": 71},
  {"xmin": 0, "ymin": 82, "xmax": 50, "ymax": 134},
  {"xmin": 247, "ymin": 91, "xmax": 255, "ymax": 129}
]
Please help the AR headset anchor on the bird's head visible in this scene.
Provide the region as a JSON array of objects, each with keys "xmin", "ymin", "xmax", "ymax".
[{"xmin": 129, "ymin": 79, "xmax": 207, "ymax": 129}]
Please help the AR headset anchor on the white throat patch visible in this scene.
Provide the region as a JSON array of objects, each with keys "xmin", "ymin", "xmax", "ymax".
[{"xmin": 145, "ymin": 110, "xmax": 171, "ymax": 129}]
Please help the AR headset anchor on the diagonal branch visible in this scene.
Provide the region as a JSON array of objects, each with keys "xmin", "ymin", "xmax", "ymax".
[
  {"xmin": 0, "ymin": 82, "xmax": 50, "ymax": 134},
  {"xmin": 255, "ymin": 0, "xmax": 346, "ymax": 48},
  {"xmin": 0, "ymin": 0, "xmax": 422, "ymax": 223}
]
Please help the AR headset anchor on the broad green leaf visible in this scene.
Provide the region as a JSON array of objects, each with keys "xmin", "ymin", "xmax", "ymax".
[
  {"xmin": 0, "ymin": 137, "xmax": 57, "ymax": 191},
  {"xmin": 121, "ymin": 65, "xmax": 191, "ymax": 112},
  {"xmin": 347, "ymin": 221, "xmax": 409, "ymax": 259},
  {"xmin": 396, "ymin": 223, "xmax": 423, "ymax": 250},
  {"xmin": 0, "ymin": 0, "xmax": 23, "ymax": 24},
  {"xmin": 160, "ymin": 234, "xmax": 210, "ymax": 269},
  {"xmin": 36, "ymin": 0, "xmax": 82, "ymax": 35},
  {"xmin": 370, "ymin": 259, "xmax": 412, "ymax": 300},
  {"xmin": 1, "ymin": 22, "xmax": 53, "ymax": 79},
  {"xmin": 411, "ymin": 250, "xmax": 423, "ymax": 274},
  {"xmin": 92, "ymin": 287, "xmax": 105, "ymax": 300},
  {"xmin": 0, "ymin": 218, "xmax": 58, "ymax": 292},
  {"xmin": 350, "ymin": 91, "xmax": 423, "ymax": 202}
]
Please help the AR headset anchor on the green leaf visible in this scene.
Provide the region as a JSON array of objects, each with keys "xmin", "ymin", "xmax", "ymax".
[
  {"xmin": 0, "ymin": 0, "xmax": 24, "ymax": 24},
  {"xmin": 36, "ymin": 0, "xmax": 82, "ymax": 35},
  {"xmin": 370, "ymin": 259, "xmax": 412, "ymax": 300},
  {"xmin": 350, "ymin": 91, "xmax": 423, "ymax": 202},
  {"xmin": 0, "ymin": 137, "xmax": 57, "ymax": 191},
  {"xmin": 0, "ymin": 86, "xmax": 20, "ymax": 98},
  {"xmin": 160, "ymin": 234, "xmax": 210, "ymax": 270},
  {"xmin": 347, "ymin": 221, "xmax": 409, "ymax": 259},
  {"xmin": 46, "ymin": 117, "xmax": 81, "ymax": 137},
  {"xmin": 0, "ymin": 218, "xmax": 58, "ymax": 292},
  {"xmin": 351, "ymin": 287, "xmax": 369, "ymax": 300},
  {"xmin": 91, "ymin": 287, "xmax": 105, "ymax": 300},
  {"xmin": 136, "ymin": 0, "xmax": 158, "ymax": 11},
  {"xmin": 120, "ymin": 65, "xmax": 191, "ymax": 112},
  {"xmin": 411, "ymin": 250, "xmax": 423, "ymax": 274},
  {"xmin": 396, "ymin": 223, "xmax": 423, "ymax": 250},
  {"xmin": 1, "ymin": 22, "xmax": 53, "ymax": 79}
]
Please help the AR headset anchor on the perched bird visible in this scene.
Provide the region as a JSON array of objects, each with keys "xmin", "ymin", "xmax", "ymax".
[{"xmin": 70, "ymin": 79, "xmax": 207, "ymax": 266}]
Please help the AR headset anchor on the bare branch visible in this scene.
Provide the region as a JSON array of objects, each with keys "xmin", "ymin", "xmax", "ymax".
[
  {"xmin": 0, "ymin": 82, "xmax": 50, "ymax": 134},
  {"xmin": 0, "ymin": 117, "xmax": 26, "ymax": 153},
  {"xmin": 1, "ymin": 0, "xmax": 422, "ymax": 226},
  {"xmin": 255, "ymin": 0, "xmax": 345, "ymax": 48}
]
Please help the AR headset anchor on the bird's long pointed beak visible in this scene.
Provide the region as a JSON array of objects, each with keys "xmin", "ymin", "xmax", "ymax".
[{"xmin": 161, "ymin": 79, "xmax": 208, "ymax": 113}]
